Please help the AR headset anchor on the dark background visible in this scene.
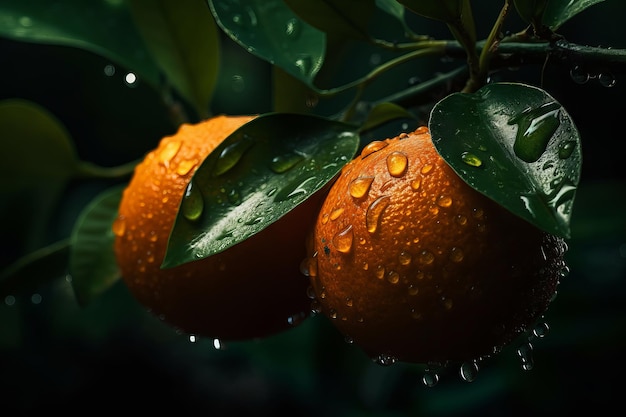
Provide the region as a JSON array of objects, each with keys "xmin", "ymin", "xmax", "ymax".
[{"xmin": 1, "ymin": 1, "xmax": 625, "ymax": 415}]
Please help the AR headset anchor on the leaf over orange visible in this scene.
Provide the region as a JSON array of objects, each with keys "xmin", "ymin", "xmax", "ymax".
[{"xmin": 113, "ymin": 115, "xmax": 320, "ymax": 340}]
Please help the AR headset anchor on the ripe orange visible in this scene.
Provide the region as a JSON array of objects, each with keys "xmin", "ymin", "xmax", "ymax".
[
  {"xmin": 305, "ymin": 126, "xmax": 567, "ymax": 364},
  {"xmin": 113, "ymin": 115, "xmax": 320, "ymax": 341}
]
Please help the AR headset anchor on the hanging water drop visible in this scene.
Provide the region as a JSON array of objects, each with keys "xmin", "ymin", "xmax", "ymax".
[
  {"xmin": 182, "ymin": 180, "xmax": 204, "ymax": 222},
  {"xmin": 459, "ymin": 360, "xmax": 480, "ymax": 382},
  {"xmin": 598, "ymin": 72, "xmax": 616, "ymax": 87},
  {"xmin": 422, "ymin": 370, "xmax": 440, "ymax": 387},
  {"xmin": 517, "ymin": 342, "xmax": 534, "ymax": 371},
  {"xmin": 570, "ymin": 65, "xmax": 589, "ymax": 84}
]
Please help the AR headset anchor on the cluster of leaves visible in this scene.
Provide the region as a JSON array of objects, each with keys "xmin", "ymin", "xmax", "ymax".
[{"xmin": 0, "ymin": 0, "xmax": 608, "ymax": 304}]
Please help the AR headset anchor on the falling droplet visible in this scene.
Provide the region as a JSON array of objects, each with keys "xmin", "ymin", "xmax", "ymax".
[
  {"xmin": 112, "ymin": 216, "xmax": 126, "ymax": 237},
  {"xmin": 361, "ymin": 140, "xmax": 388, "ymax": 158},
  {"xmin": 532, "ymin": 321, "xmax": 550, "ymax": 339},
  {"xmin": 181, "ymin": 180, "xmax": 204, "ymax": 221},
  {"xmin": 459, "ymin": 361, "xmax": 480, "ymax": 382},
  {"xmin": 570, "ymin": 65, "xmax": 589, "ymax": 84},
  {"xmin": 386, "ymin": 151, "xmax": 408, "ymax": 177},
  {"xmin": 558, "ymin": 141, "xmax": 576, "ymax": 159},
  {"xmin": 461, "ymin": 151, "xmax": 483, "ymax": 167},
  {"xmin": 509, "ymin": 101, "xmax": 561, "ymax": 163},
  {"xmin": 375, "ymin": 354, "xmax": 397, "ymax": 366},
  {"xmin": 212, "ymin": 135, "xmax": 254, "ymax": 176},
  {"xmin": 158, "ymin": 140, "xmax": 181, "ymax": 168},
  {"xmin": 332, "ymin": 225, "xmax": 354, "ymax": 253},
  {"xmin": 270, "ymin": 152, "xmax": 304, "ymax": 173},
  {"xmin": 366, "ymin": 195, "xmax": 391, "ymax": 233},
  {"xmin": 422, "ymin": 370, "xmax": 440, "ymax": 387},
  {"xmin": 517, "ymin": 342, "xmax": 534, "ymax": 371},
  {"xmin": 349, "ymin": 176, "xmax": 375, "ymax": 199},
  {"xmin": 598, "ymin": 72, "xmax": 616, "ymax": 87}
]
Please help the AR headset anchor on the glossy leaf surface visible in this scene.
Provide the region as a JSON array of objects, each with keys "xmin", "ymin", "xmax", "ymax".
[
  {"xmin": 0, "ymin": 0, "xmax": 161, "ymax": 89},
  {"xmin": 208, "ymin": 0, "xmax": 325, "ymax": 86},
  {"xmin": 429, "ymin": 82, "xmax": 582, "ymax": 238},
  {"xmin": 163, "ymin": 113, "xmax": 360, "ymax": 268},
  {"xmin": 128, "ymin": 0, "xmax": 220, "ymax": 119},
  {"xmin": 543, "ymin": 0, "xmax": 605, "ymax": 30}
]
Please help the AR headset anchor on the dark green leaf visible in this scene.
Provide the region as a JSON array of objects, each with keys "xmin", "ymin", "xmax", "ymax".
[
  {"xmin": 0, "ymin": 99, "xmax": 78, "ymax": 192},
  {"xmin": 284, "ymin": 0, "xmax": 376, "ymax": 41},
  {"xmin": 429, "ymin": 82, "xmax": 582, "ymax": 238},
  {"xmin": 0, "ymin": 239, "xmax": 70, "ymax": 298},
  {"xmin": 0, "ymin": 0, "xmax": 161, "ymax": 89},
  {"xmin": 360, "ymin": 102, "xmax": 415, "ymax": 133},
  {"xmin": 69, "ymin": 186, "xmax": 124, "ymax": 307},
  {"xmin": 513, "ymin": 0, "xmax": 549, "ymax": 24},
  {"xmin": 376, "ymin": 0, "xmax": 418, "ymax": 38},
  {"xmin": 543, "ymin": 0, "xmax": 604, "ymax": 30},
  {"xmin": 208, "ymin": 0, "xmax": 326, "ymax": 86},
  {"xmin": 128, "ymin": 0, "xmax": 220, "ymax": 119},
  {"xmin": 163, "ymin": 113, "xmax": 360, "ymax": 268},
  {"xmin": 397, "ymin": 0, "xmax": 464, "ymax": 23}
]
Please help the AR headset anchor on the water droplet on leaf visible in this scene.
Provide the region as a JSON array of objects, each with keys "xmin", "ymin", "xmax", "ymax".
[{"xmin": 509, "ymin": 101, "xmax": 561, "ymax": 163}]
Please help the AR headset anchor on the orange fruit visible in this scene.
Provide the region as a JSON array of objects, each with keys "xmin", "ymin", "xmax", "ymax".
[
  {"xmin": 113, "ymin": 115, "xmax": 320, "ymax": 341},
  {"xmin": 305, "ymin": 126, "xmax": 567, "ymax": 364}
]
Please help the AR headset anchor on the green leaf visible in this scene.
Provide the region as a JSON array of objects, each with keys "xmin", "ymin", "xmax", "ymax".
[
  {"xmin": 0, "ymin": 239, "xmax": 70, "ymax": 298},
  {"xmin": 284, "ymin": 0, "xmax": 376, "ymax": 41},
  {"xmin": 376, "ymin": 0, "xmax": 418, "ymax": 38},
  {"xmin": 429, "ymin": 82, "xmax": 582, "ymax": 239},
  {"xmin": 0, "ymin": 0, "xmax": 161, "ymax": 89},
  {"xmin": 543, "ymin": 0, "xmax": 605, "ymax": 30},
  {"xmin": 397, "ymin": 0, "xmax": 464, "ymax": 23},
  {"xmin": 360, "ymin": 102, "xmax": 415, "ymax": 133},
  {"xmin": 0, "ymin": 99, "xmax": 78, "ymax": 192},
  {"xmin": 208, "ymin": 0, "xmax": 326, "ymax": 86},
  {"xmin": 69, "ymin": 186, "xmax": 124, "ymax": 307},
  {"xmin": 513, "ymin": 0, "xmax": 549, "ymax": 24},
  {"xmin": 163, "ymin": 113, "xmax": 360, "ymax": 268},
  {"xmin": 128, "ymin": 0, "xmax": 220, "ymax": 119}
]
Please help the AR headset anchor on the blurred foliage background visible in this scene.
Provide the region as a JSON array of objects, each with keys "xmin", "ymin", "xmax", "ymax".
[{"xmin": 0, "ymin": 0, "xmax": 625, "ymax": 415}]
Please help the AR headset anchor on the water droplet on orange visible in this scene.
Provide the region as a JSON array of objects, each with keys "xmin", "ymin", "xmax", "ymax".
[
  {"xmin": 420, "ymin": 164, "xmax": 433, "ymax": 175},
  {"xmin": 418, "ymin": 250, "xmax": 435, "ymax": 265},
  {"xmin": 375, "ymin": 265, "xmax": 385, "ymax": 279},
  {"xmin": 332, "ymin": 225, "xmax": 354, "ymax": 253},
  {"xmin": 349, "ymin": 176, "xmax": 375, "ymax": 199},
  {"xmin": 176, "ymin": 159, "xmax": 196, "ymax": 176},
  {"xmin": 387, "ymin": 271, "xmax": 400, "ymax": 284},
  {"xmin": 366, "ymin": 195, "xmax": 391, "ymax": 233},
  {"xmin": 408, "ymin": 284, "xmax": 419, "ymax": 296},
  {"xmin": 330, "ymin": 207, "xmax": 344, "ymax": 220},
  {"xmin": 361, "ymin": 140, "xmax": 388, "ymax": 158},
  {"xmin": 112, "ymin": 216, "xmax": 126, "ymax": 237},
  {"xmin": 398, "ymin": 251, "xmax": 412, "ymax": 265},
  {"xmin": 449, "ymin": 247, "xmax": 464, "ymax": 263},
  {"xmin": 437, "ymin": 195, "xmax": 452, "ymax": 208},
  {"xmin": 158, "ymin": 140, "xmax": 181, "ymax": 167},
  {"xmin": 410, "ymin": 177, "xmax": 421, "ymax": 191},
  {"xmin": 386, "ymin": 151, "xmax": 408, "ymax": 177}
]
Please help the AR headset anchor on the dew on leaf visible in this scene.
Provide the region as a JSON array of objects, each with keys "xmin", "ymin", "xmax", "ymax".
[
  {"xmin": 509, "ymin": 101, "xmax": 561, "ymax": 163},
  {"xmin": 212, "ymin": 135, "xmax": 254, "ymax": 176},
  {"xmin": 181, "ymin": 180, "xmax": 204, "ymax": 222}
]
